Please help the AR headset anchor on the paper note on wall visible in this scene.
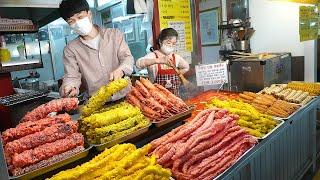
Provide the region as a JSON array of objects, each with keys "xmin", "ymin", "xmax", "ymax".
[
  {"xmin": 168, "ymin": 21, "xmax": 186, "ymax": 51},
  {"xmin": 195, "ymin": 63, "xmax": 228, "ymax": 86}
]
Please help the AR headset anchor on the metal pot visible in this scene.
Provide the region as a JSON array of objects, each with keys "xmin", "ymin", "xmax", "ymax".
[{"xmin": 235, "ymin": 40, "xmax": 249, "ymax": 51}]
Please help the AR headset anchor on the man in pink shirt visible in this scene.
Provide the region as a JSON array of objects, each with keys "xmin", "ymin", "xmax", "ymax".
[{"xmin": 58, "ymin": 0, "xmax": 134, "ymax": 99}]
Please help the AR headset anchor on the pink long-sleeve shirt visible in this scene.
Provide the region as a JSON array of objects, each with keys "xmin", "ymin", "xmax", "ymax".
[{"xmin": 61, "ymin": 28, "xmax": 134, "ymax": 96}]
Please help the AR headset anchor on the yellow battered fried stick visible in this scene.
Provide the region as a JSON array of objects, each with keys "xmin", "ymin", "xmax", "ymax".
[
  {"xmin": 95, "ymin": 114, "xmax": 146, "ymax": 138},
  {"xmin": 207, "ymin": 98, "xmax": 278, "ymax": 138},
  {"xmin": 82, "ymin": 103, "xmax": 141, "ymax": 128},
  {"xmin": 81, "ymin": 78, "xmax": 129, "ymax": 117},
  {"xmin": 133, "ymin": 165, "xmax": 172, "ymax": 180},
  {"xmin": 99, "ymin": 117, "xmax": 150, "ymax": 144},
  {"xmin": 48, "ymin": 144, "xmax": 136, "ymax": 180},
  {"xmin": 49, "ymin": 144, "xmax": 171, "ymax": 180}
]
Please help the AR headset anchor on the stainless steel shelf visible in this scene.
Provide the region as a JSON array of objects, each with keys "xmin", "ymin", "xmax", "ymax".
[
  {"xmin": 0, "ymin": 90, "xmax": 49, "ymax": 106},
  {"xmin": 0, "ymin": 24, "xmax": 38, "ymax": 33}
]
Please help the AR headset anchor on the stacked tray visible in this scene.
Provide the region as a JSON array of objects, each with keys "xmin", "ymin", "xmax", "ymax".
[
  {"xmin": 7, "ymin": 143, "xmax": 92, "ymax": 180},
  {"xmin": 153, "ymin": 105, "xmax": 194, "ymax": 127},
  {"xmin": 0, "ymin": 90, "xmax": 49, "ymax": 106}
]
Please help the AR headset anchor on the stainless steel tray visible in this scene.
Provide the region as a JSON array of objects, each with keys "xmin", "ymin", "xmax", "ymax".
[
  {"xmin": 153, "ymin": 105, "xmax": 195, "ymax": 127},
  {"xmin": 273, "ymin": 103, "xmax": 302, "ymax": 120},
  {"xmin": 169, "ymin": 146, "xmax": 256, "ymax": 180},
  {"xmin": 258, "ymin": 118, "xmax": 284, "ymax": 140},
  {"xmin": 299, "ymin": 96, "xmax": 317, "ymax": 107},
  {"xmin": 92, "ymin": 124, "xmax": 151, "ymax": 151},
  {"xmin": 8, "ymin": 142, "xmax": 91, "ymax": 180},
  {"xmin": 266, "ymin": 100, "xmax": 301, "ymax": 120},
  {"xmin": 213, "ymin": 146, "xmax": 255, "ymax": 180},
  {"xmin": 0, "ymin": 90, "xmax": 49, "ymax": 106},
  {"xmin": 275, "ymin": 96, "xmax": 316, "ymax": 121}
]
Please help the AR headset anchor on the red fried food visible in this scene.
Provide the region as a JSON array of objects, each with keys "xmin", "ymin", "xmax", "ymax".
[
  {"xmin": 5, "ymin": 121, "xmax": 78, "ymax": 156},
  {"xmin": 165, "ymin": 113, "xmax": 209, "ymax": 144},
  {"xmin": 2, "ymin": 114, "xmax": 72, "ymax": 144},
  {"xmin": 11, "ymin": 133, "xmax": 84, "ymax": 168},
  {"xmin": 20, "ymin": 98, "xmax": 78, "ymax": 122},
  {"xmin": 150, "ymin": 108, "xmax": 258, "ymax": 180},
  {"xmin": 126, "ymin": 79, "xmax": 189, "ymax": 122},
  {"xmin": 191, "ymin": 135, "xmax": 254, "ymax": 176}
]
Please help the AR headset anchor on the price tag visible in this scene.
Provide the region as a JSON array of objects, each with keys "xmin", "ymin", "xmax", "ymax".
[{"xmin": 195, "ymin": 63, "xmax": 228, "ymax": 86}]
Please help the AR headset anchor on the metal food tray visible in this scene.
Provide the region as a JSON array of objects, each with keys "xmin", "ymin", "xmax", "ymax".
[
  {"xmin": 169, "ymin": 146, "xmax": 256, "ymax": 180},
  {"xmin": 0, "ymin": 90, "xmax": 49, "ymax": 106},
  {"xmin": 213, "ymin": 146, "xmax": 255, "ymax": 180},
  {"xmin": 258, "ymin": 118, "xmax": 284, "ymax": 140},
  {"xmin": 92, "ymin": 124, "xmax": 151, "ymax": 151},
  {"xmin": 298, "ymin": 96, "xmax": 317, "ymax": 107},
  {"xmin": 153, "ymin": 105, "xmax": 195, "ymax": 127},
  {"xmin": 277, "ymin": 96, "xmax": 318, "ymax": 120},
  {"xmin": 274, "ymin": 103, "xmax": 302, "ymax": 120},
  {"xmin": 8, "ymin": 142, "xmax": 92, "ymax": 180}
]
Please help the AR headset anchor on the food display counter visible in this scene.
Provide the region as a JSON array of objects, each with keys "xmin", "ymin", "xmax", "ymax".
[
  {"xmin": 219, "ymin": 96, "xmax": 319, "ymax": 180},
  {"xmin": 0, "ymin": 79, "xmax": 319, "ymax": 180}
]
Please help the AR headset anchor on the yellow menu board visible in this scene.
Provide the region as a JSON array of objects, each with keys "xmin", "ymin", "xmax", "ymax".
[
  {"xmin": 289, "ymin": 0, "xmax": 318, "ymax": 4},
  {"xmin": 158, "ymin": 0, "xmax": 193, "ymax": 52},
  {"xmin": 299, "ymin": 6, "xmax": 318, "ymax": 42}
]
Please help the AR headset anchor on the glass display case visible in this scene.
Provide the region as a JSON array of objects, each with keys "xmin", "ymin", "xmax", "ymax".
[
  {"xmin": 100, "ymin": 1, "xmax": 153, "ymax": 61},
  {"xmin": 227, "ymin": 0, "xmax": 249, "ymax": 21},
  {"xmin": 0, "ymin": 24, "xmax": 43, "ymax": 73}
]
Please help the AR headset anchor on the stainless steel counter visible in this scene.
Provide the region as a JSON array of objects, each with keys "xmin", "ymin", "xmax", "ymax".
[{"xmin": 219, "ymin": 97, "xmax": 320, "ymax": 180}]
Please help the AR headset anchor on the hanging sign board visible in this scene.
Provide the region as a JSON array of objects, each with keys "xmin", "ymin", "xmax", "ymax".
[
  {"xmin": 158, "ymin": 0, "xmax": 193, "ymax": 63},
  {"xmin": 195, "ymin": 63, "xmax": 228, "ymax": 86},
  {"xmin": 288, "ymin": 0, "xmax": 318, "ymax": 4}
]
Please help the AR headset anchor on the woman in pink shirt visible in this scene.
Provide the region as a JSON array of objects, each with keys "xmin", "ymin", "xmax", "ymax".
[{"xmin": 136, "ymin": 28, "xmax": 190, "ymax": 96}]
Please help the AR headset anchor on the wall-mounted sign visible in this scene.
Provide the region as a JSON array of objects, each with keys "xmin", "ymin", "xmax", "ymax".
[
  {"xmin": 195, "ymin": 63, "xmax": 228, "ymax": 86},
  {"xmin": 158, "ymin": 0, "xmax": 193, "ymax": 52},
  {"xmin": 299, "ymin": 6, "xmax": 318, "ymax": 42},
  {"xmin": 158, "ymin": 0, "xmax": 193, "ymax": 63},
  {"xmin": 288, "ymin": 0, "xmax": 318, "ymax": 4}
]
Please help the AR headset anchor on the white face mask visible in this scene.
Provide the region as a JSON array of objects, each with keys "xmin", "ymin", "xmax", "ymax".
[
  {"xmin": 160, "ymin": 44, "xmax": 175, "ymax": 55},
  {"xmin": 70, "ymin": 17, "xmax": 93, "ymax": 36}
]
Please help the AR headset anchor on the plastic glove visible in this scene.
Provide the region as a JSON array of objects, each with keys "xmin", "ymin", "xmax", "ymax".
[
  {"xmin": 109, "ymin": 68, "xmax": 124, "ymax": 81},
  {"xmin": 62, "ymin": 85, "xmax": 78, "ymax": 98}
]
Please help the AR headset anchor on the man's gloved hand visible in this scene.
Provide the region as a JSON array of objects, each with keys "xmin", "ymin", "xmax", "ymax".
[
  {"xmin": 109, "ymin": 68, "xmax": 124, "ymax": 81},
  {"xmin": 62, "ymin": 85, "xmax": 78, "ymax": 98}
]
